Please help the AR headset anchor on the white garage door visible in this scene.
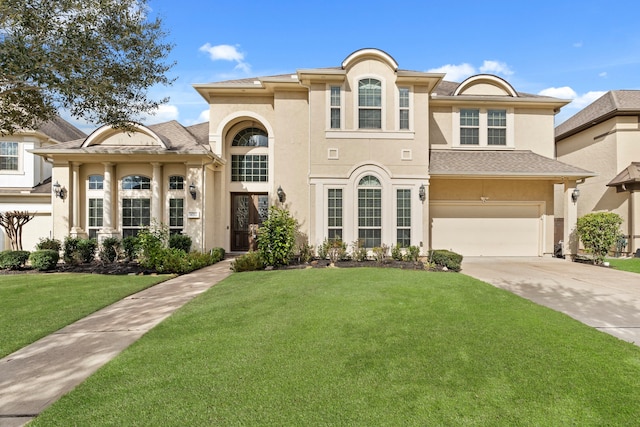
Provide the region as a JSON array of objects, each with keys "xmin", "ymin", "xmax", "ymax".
[{"xmin": 431, "ymin": 203, "xmax": 542, "ymax": 256}]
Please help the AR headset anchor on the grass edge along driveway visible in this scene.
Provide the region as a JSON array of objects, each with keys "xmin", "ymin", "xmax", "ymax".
[
  {"xmin": 0, "ymin": 273, "xmax": 171, "ymax": 358},
  {"xmin": 32, "ymin": 268, "xmax": 640, "ymax": 426}
]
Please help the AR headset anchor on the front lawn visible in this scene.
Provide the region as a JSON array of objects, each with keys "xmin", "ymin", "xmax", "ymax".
[
  {"xmin": 32, "ymin": 268, "xmax": 640, "ymax": 426},
  {"xmin": 0, "ymin": 273, "xmax": 170, "ymax": 358},
  {"xmin": 607, "ymin": 257, "xmax": 640, "ymax": 273}
]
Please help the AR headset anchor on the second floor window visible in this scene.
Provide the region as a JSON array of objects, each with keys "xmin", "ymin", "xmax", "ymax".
[
  {"xmin": 399, "ymin": 88, "xmax": 410, "ymax": 130},
  {"xmin": 358, "ymin": 78, "xmax": 382, "ymax": 129},
  {"xmin": 231, "ymin": 155, "xmax": 268, "ymax": 182},
  {"xmin": 0, "ymin": 142, "xmax": 18, "ymax": 171},
  {"xmin": 330, "ymin": 86, "xmax": 341, "ymax": 129},
  {"xmin": 460, "ymin": 109, "xmax": 480, "ymax": 145},
  {"xmin": 487, "ymin": 109, "xmax": 507, "ymax": 145},
  {"xmin": 169, "ymin": 176, "xmax": 184, "ymax": 190}
]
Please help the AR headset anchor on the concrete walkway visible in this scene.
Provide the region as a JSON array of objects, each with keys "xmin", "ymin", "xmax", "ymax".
[
  {"xmin": 462, "ymin": 257, "xmax": 640, "ymax": 346},
  {"xmin": 0, "ymin": 258, "xmax": 233, "ymax": 427}
]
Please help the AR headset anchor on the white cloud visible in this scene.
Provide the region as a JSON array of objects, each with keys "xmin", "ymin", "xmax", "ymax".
[
  {"xmin": 599, "ymin": 71, "xmax": 608, "ymax": 78},
  {"xmin": 427, "ymin": 63, "xmax": 476, "ymax": 82},
  {"xmin": 198, "ymin": 109, "xmax": 209, "ymax": 123},
  {"xmin": 573, "ymin": 41, "xmax": 583, "ymax": 48},
  {"xmin": 538, "ymin": 86, "xmax": 578, "ymax": 99},
  {"xmin": 571, "ymin": 91, "xmax": 607, "ymax": 109},
  {"xmin": 141, "ymin": 104, "xmax": 180, "ymax": 124},
  {"xmin": 199, "ymin": 43, "xmax": 251, "ymax": 73},
  {"xmin": 479, "ymin": 60, "xmax": 514, "ymax": 76},
  {"xmin": 539, "ymin": 87, "xmax": 608, "ymax": 125}
]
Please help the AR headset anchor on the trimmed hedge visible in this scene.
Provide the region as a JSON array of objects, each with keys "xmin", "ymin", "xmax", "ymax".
[
  {"xmin": 36, "ymin": 237, "xmax": 62, "ymax": 252},
  {"xmin": 29, "ymin": 250, "xmax": 60, "ymax": 271},
  {"xmin": 63, "ymin": 237, "xmax": 98, "ymax": 264},
  {"xmin": 0, "ymin": 250, "xmax": 30, "ymax": 270},
  {"xmin": 429, "ymin": 249, "xmax": 463, "ymax": 272},
  {"xmin": 169, "ymin": 234, "xmax": 192, "ymax": 253},
  {"xmin": 99, "ymin": 237, "xmax": 121, "ymax": 263},
  {"xmin": 231, "ymin": 251, "xmax": 265, "ymax": 272}
]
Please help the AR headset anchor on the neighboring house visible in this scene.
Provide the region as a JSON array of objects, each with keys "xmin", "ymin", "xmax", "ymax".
[
  {"xmin": 32, "ymin": 49, "xmax": 593, "ymax": 257},
  {"xmin": 0, "ymin": 116, "xmax": 86, "ymax": 250},
  {"xmin": 555, "ymin": 90, "xmax": 640, "ymax": 255}
]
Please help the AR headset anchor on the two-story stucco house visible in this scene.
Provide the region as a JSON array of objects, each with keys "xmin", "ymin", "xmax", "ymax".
[
  {"xmin": 556, "ymin": 90, "xmax": 640, "ymax": 255},
  {"xmin": 33, "ymin": 49, "xmax": 593, "ymax": 257},
  {"xmin": 0, "ymin": 116, "xmax": 85, "ymax": 250}
]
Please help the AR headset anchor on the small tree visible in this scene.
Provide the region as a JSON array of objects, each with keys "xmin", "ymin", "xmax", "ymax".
[
  {"xmin": 257, "ymin": 206, "xmax": 297, "ymax": 267},
  {"xmin": 576, "ymin": 212, "xmax": 623, "ymax": 265},
  {"xmin": 0, "ymin": 210, "xmax": 35, "ymax": 250}
]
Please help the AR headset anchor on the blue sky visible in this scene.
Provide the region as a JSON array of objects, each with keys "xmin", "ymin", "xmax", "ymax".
[{"xmin": 70, "ymin": 0, "xmax": 640, "ymax": 133}]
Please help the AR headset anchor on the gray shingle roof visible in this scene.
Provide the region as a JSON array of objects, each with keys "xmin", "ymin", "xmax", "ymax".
[
  {"xmin": 37, "ymin": 116, "xmax": 86, "ymax": 142},
  {"xmin": 33, "ymin": 121, "xmax": 212, "ymax": 155},
  {"xmin": 556, "ymin": 90, "xmax": 640, "ymax": 140},
  {"xmin": 429, "ymin": 150, "xmax": 595, "ymax": 178}
]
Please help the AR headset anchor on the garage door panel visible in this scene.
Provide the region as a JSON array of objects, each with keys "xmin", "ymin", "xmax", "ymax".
[{"xmin": 431, "ymin": 204, "xmax": 541, "ymax": 257}]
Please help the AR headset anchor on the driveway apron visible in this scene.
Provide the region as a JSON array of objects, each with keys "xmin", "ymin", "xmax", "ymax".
[{"xmin": 462, "ymin": 257, "xmax": 640, "ymax": 346}]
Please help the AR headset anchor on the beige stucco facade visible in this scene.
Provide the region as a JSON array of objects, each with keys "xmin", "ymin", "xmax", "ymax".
[
  {"xmin": 556, "ymin": 96, "xmax": 640, "ymax": 254},
  {"xmin": 30, "ymin": 49, "xmax": 595, "ymax": 257}
]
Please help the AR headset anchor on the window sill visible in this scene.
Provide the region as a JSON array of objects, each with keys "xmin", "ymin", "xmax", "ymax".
[{"xmin": 326, "ymin": 130, "xmax": 415, "ymax": 140}]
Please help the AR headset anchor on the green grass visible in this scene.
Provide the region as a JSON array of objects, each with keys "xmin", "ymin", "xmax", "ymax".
[
  {"xmin": 607, "ymin": 257, "xmax": 640, "ymax": 273},
  {"xmin": 33, "ymin": 269, "xmax": 640, "ymax": 426},
  {"xmin": 0, "ymin": 273, "xmax": 170, "ymax": 358}
]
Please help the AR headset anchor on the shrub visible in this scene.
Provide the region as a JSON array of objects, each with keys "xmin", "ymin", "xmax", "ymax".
[
  {"xmin": 429, "ymin": 249, "xmax": 463, "ymax": 272},
  {"xmin": 327, "ymin": 240, "xmax": 347, "ymax": 264},
  {"xmin": 298, "ymin": 242, "xmax": 314, "ymax": 263},
  {"xmin": 576, "ymin": 212, "xmax": 623, "ymax": 265},
  {"xmin": 317, "ymin": 239, "xmax": 329, "ymax": 260},
  {"xmin": 36, "ymin": 237, "xmax": 61, "ymax": 252},
  {"xmin": 210, "ymin": 247, "xmax": 226, "ymax": 263},
  {"xmin": 122, "ymin": 236, "xmax": 139, "ymax": 261},
  {"xmin": 391, "ymin": 244, "xmax": 403, "ymax": 261},
  {"xmin": 29, "ymin": 250, "xmax": 60, "ymax": 271},
  {"xmin": 351, "ymin": 240, "xmax": 368, "ymax": 262},
  {"xmin": 231, "ymin": 251, "xmax": 265, "ymax": 272},
  {"xmin": 63, "ymin": 237, "xmax": 98, "ymax": 264},
  {"xmin": 169, "ymin": 234, "xmax": 192, "ymax": 253},
  {"xmin": 138, "ymin": 225, "xmax": 169, "ymax": 269},
  {"xmin": 404, "ymin": 245, "xmax": 421, "ymax": 262},
  {"xmin": 257, "ymin": 206, "xmax": 297, "ymax": 267},
  {"xmin": 0, "ymin": 250, "xmax": 30, "ymax": 270},
  {"xmin": 372, "ymin": 244, "xmax": 390, "ymax": 263},
  {"xmin": 99, "ymin": 237, "xmax": 121, "ymax": 263}
]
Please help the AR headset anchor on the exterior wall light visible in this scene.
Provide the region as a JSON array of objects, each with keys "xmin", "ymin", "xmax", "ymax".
[
  {"xmin": 277, "ymin": 185, "xmax": 286, "ymax": 203},
  {"xmin": 418, "ymin": 184, "xmax": 426, "ymax": 202},
  {"xmin": 189, "ymin": 182, "xmax": 197, "ymax": 200},
  {"xmin": 571, "ymin": 187, "xmax": 580, "ymax": 203},
  {"xmin": 52, "ymin": 181, "xmax": 65, "ymax": 199}
]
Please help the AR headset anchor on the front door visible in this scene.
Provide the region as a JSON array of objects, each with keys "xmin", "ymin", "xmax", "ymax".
[{"xmin": 231, "ymin": 193, "xmax": 269, "ymax": 251}]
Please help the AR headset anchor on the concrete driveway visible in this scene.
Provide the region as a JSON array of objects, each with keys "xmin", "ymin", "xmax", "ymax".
[{"xmin": 461, "ymin": 257, "xmax": 640, "ymax": 346}]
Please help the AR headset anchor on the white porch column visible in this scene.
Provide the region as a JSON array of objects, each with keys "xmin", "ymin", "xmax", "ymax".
[
  {"xmin": 70, "ymin": 162, "xmax": 86, "ymax": 237},
  {"xmin": 151, "ymin": 162, "xmax": 163, "ymax": 223},
  {"xmin": 101, "ymin": 162, "xmax": 114, "ymax": 232},
  {"xmin": 563, "ymin": 181, "xmax": 579, "ymax": 258}
]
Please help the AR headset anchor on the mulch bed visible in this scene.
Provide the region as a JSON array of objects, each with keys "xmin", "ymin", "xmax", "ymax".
[{"xmin": 0, "ymin": 261, "xmax": 153, "ymax": 275}]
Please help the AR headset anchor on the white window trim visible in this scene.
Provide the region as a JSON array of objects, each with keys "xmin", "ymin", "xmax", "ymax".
[
  {"xmin": 0, "ymin": 141, "xmax": 23, "ymax": 175},
  {"xmin": 452, "ymin": 107, "xmax": 514, "ymax": 148},
  {"xmin": 86, "ymin": 178, "xmax": 104, "ymax": 238},
  {"xmin": 397, "ymin": 86, "xmax": 412, "ymax": 131},
  {"xmin": 353, "ymin": 75, "xmax": 386, "ymax": 131},
  {"xmin": 326, "ymin": 84, "xmax": 344, "ymax": 130},
  {"xmin": 120, "ymin": 176, "xmax": 152, "ymax": 235}
]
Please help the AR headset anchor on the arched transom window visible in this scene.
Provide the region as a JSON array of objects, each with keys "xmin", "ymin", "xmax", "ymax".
[{"xmin": 232, "ymin": 127, "xmax": 268, "ymax": 147}]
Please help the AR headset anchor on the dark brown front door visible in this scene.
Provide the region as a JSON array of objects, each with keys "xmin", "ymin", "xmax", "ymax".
[{"xmin": 231, "ymin": 193, "xmax": 269, "ymax": 251}]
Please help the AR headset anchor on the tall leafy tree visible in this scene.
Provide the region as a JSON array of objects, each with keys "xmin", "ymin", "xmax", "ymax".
[{"xmin": 0, "ymin": 0, "xmax": 174, "ymax": 134}]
